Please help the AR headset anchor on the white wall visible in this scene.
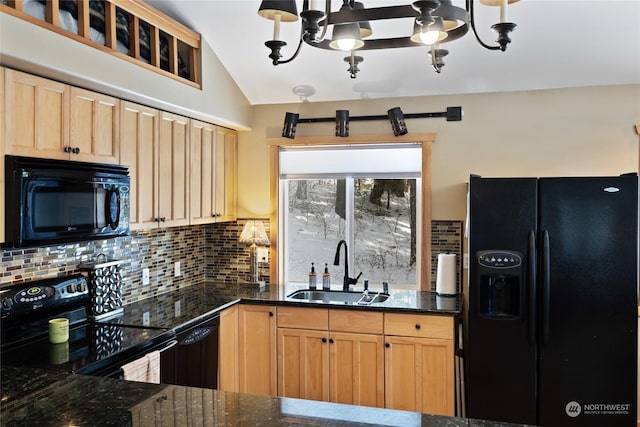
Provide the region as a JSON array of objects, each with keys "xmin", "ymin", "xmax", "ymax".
[
  {"xmin": 0, "ymin": 13, "xmax": 252, "ymax": 129},
  {"xmin": 237, "ymin": 84, "xmax": 640, "ymax": 219}
]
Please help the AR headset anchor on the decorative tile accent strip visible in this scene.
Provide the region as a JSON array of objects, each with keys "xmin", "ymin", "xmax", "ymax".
[{"xmin": 430, "ymin": 220, "xmax": 463, "ymax": 293}]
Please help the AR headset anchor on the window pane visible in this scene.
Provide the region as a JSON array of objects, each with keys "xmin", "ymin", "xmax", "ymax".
[
  {"xmin": 286, "ymin": 179, "xmax": 345, "ymax": 284},
  {"xmin": 353, "ymin": 179, "xmax": 417, "ymax": 286}
]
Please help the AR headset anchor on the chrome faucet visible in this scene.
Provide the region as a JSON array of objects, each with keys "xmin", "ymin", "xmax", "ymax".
[{"xmin": 333, "ymin": 240, "xmax": 362, "ymax": 291}]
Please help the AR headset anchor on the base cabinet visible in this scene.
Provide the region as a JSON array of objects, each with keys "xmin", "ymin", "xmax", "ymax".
[
  {"xmin": 224, "ymin": 304, "xmax": 455, "ymax": 415},
  {"xmin": 276, "ymin": 307, "xmax": 385, "ymax": 408},
  {"xmin": 218, "ymin": 304, "xmax": 277, "ymax": 395},
  {"xmin": 384, "ymin": 313, "xmax": 455, "ymax": 416}
]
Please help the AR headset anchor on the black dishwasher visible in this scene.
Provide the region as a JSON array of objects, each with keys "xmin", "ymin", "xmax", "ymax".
[{"xmin": 161, "ymin": 314, "xmax": 219, "ymax": 389}]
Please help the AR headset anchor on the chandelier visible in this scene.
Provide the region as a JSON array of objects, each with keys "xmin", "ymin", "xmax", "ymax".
[{"xmin": 258, "ymin": 0, "xmax": 519, "ymax": 77}]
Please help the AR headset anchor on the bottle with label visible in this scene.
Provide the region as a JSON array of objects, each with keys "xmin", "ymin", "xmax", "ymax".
[
  {"xmin": 322, "ymin": 263, "xmax": 331, "ymax": 290},
  {"xmin": 309, "ymin": 263, "xmax": 317, "ymax": 289}
]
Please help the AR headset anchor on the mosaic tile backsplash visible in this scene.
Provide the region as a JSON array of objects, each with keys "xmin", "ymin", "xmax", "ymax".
[{"xmin": 1, "ymin": 219, "xmax": 460, "ymax": 302}]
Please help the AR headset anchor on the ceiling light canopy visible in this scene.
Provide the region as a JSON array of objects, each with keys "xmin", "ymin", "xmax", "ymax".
[{"xmin": 258, "ymin": 0, "xmax": 520, "ymax": 76}]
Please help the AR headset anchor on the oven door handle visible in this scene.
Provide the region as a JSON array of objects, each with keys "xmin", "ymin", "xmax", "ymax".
[{"xmin": 158, "ymin": 339, "xmax": 178, "ymax": 353}]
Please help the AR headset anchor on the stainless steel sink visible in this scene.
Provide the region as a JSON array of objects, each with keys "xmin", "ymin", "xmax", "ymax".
[{"xmin": 286, "ymin": 289, "xmax": 389, "ymax": 305}]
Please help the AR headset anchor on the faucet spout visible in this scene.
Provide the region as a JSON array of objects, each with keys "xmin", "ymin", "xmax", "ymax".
[{"xmin": 334, "ymin": 240, "xmax": 361, "ymax": 291}]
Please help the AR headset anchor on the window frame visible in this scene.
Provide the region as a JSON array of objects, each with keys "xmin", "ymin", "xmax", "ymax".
[{"xmin": 267, "ymin": 132, "xmax": 435, "ymax": 292}]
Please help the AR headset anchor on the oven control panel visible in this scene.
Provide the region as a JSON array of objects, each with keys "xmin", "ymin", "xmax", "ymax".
[{"xmin": 0, "ymin": 274, "xmax": 89, "ymax": 318}]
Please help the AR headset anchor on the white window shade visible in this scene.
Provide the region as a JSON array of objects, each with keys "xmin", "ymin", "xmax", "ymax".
[{"xmin": 280, "ymin": 144, "xmax": 422, "ymax": 177}]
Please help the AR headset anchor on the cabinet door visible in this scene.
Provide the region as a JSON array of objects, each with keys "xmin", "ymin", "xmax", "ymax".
[
  {"xmin": 69, "ymin": 87, "xmax": 119, "ymax": 164},
  {"xmin": 218, "ymin": 305, "xmax": 239, "ymax": 392},
  {"xmin": 190, "ymin": 119, "xmax": 216, "ymax": 224},
  {"xmin": 384, "ymin": 336, "xmax": 454, "ymax": 416},
  {"xmin": 329, "ymin": 331, "xmax": 385, "ymax": 408},
  {"xmin": 120, "ymin": 101, "xmax": 159, "ymax": 230},
  {"xmin": 277, "ymin": 328, "xmax": 329, "ymax": 402},
  {"xmin": 5, "ymin": 68, "xmax": 68, "ymax": 160},
  {"xmin": 238, "ymin": 305, "xmax": 277, "ymax": 395},
  {"xmin": 158, "ymin": 111, "xmax": 190, "ymax": 227},
  {"xmin": 214, "ymin": 127, "xmax": 237, "ymax": 222}
]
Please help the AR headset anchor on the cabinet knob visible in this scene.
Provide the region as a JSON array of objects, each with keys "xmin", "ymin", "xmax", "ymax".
[
  {"xmin": 329, "ymin": 338, "xmax": 334, "ymax": 344},
  {"xmin": 385, "ymin": 343, "xmax": 390, "ymax": 348},
  {"xmin": 161, "ymin": 217, "xmax": 166, "ymax": 222},
  {"xmin": 415, "ymin": 324, "xmax": 421, "ymax": 330},
  {"xmin": 322, "ymin": 337, "xmax": 327, "ymax": 343},
  {"xmin": 72, "ymin": 147, "xmax": 80, "ymax": 154},
  {"xmin": 64, "ymin": 146, "xmax": 72, "ymax": 153},
  {"xmin": 269, "ymin": 311, "xmax": 274, "ymax": 317}
]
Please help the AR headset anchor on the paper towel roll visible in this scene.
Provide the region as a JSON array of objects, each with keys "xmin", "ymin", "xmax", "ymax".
[{"xmin": 436, "ymin": 253, "xmax": 457, "ymax": 295}]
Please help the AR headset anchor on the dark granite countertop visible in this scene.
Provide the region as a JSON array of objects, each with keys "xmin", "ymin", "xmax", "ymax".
[
  {"xmin": 0, "ymin": 366, "xmax": 526, "ymax": 427},
  {"xmin": 102, "ymin": 282, "xmax": 463, "ymax": 331}
]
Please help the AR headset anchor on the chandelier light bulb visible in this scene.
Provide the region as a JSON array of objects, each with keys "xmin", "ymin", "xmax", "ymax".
[
  {"xmin": 337, "ymin": 38, "xmax": 358, "ymax": 51},
  {"xmin": 420, "ymin": 30, "xmax": 440, "ymax": 45}
]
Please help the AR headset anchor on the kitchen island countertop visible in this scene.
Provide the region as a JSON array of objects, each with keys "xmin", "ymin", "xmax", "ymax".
[{"xmin": 1, "ymin": 365, "xmax": 526, "ymax": 427}]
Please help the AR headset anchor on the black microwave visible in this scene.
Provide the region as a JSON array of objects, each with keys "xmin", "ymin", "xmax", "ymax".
[{"xmin": 4, "ymin": 155, "xmax": 130, "ymax": 248}]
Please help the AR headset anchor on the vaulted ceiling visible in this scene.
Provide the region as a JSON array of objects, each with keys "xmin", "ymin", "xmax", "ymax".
[{"xmin": 146, "ymin": 0, "xmax": 640, "ymax": 105}]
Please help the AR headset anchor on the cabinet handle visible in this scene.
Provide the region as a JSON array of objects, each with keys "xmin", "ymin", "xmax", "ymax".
[
  {"xmin": 322, "ymin": 337, "xmax": 327, "ymax": 343},
  {"xmin": 72, "ymin": 147, "xmax": 80, "ymax": 154},
  {"xmin": 385, "ymin": 343, "xmax": 390, "ymax": 348},
  {"xmin": 64, "ymin": 146, "xmax": 72, "ymax": 153},
  {"xmin": 269, "ymin": 311, "xmax": 274, "ymax": 317},
  {"xmin": 415, "ymin": 324, "xmax": 421, "ymax": 330},
  {"xmin": 161, "ymin": 217, "xmax": 166, "ymax": 222},
  {"xmin": 329, "ymin": 338, "xmax": 334, "ymax": 344}
]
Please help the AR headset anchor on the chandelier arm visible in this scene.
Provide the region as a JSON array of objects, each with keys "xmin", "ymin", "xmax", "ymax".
[
  {"xmin": 275, "ymin": 37, "xmax": 305, "ymax": 65},
  {"xmin": 467, "ymin": 0, "xmax": 501, "ymax": 51}
]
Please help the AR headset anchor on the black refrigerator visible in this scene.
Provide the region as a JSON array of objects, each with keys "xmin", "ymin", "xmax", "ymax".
[{"xmin": 466, "ymin": 174, "xmax": 638, "ymax": 426}]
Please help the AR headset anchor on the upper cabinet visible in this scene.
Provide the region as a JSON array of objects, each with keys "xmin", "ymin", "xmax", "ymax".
[
  {"xmin": 215, "ymin": 127, "xmax": 237, "ymax": 222},
  {"xmin": 69, "ymin": 87, "xmax": 119, "ymax": 164},
  {"xmin": 120, "ymin": 100, "xmax": 160, "ymax": 230},
  {"xmin": 4, "ymin": 68, "xmax": 119, "ymax": 164},
  {"xmin": 190, "ymin": 122, "xmax": 237, "ymax": 224}
]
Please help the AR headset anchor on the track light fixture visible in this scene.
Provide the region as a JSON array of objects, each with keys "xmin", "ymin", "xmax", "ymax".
[
  {"xmin": 281, "ymin": 106, "xmax": 462, "ymax": 139},
  {"xmin": 258, "ymin": 0, "xmax": 519, "ymax": 76}
]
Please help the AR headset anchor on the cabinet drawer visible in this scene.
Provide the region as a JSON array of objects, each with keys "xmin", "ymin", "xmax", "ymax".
[
  {"xmin": 384, "ymin": 313, "xmax": 453, "ymax": 340},
  {"xmin": 329, "ymin": 309, "xmax": 383, "ymax": 335},
  {"xmin": 277, "ymin": 306, "xmax": 328, "ymax": 330}
]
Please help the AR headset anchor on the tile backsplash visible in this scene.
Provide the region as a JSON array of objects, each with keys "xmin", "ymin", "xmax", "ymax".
[{"xmin": 1, "ymin": 219, "xmax": 460, "ymax": 302}]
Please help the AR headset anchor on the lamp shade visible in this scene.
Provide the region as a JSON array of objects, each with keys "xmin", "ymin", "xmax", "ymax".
[
  {"xmin": 353, "ymin": 2, "xmax": 373, "ymax": 38},
  {"xmin": 329, "ymin": 2, "xmax": 364, "ymax": 51},
  {"xmin": 258, "ymin": 1, "xmax": 299, "ymax": 22},
  {"xmin": 239, "ymin": 220, "xmax": 271, "ymax": 246}
]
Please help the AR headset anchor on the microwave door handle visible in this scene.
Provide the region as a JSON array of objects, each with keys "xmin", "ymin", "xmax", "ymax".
[{"xmin": 106, "ymin": 187, "xmax": 121, "ymax": 230}]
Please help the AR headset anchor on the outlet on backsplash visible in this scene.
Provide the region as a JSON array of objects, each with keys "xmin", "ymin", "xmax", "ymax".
[
  {"xmin": 257, "ymin": 248, "xmax": 269, "ymax": 263},
  {"xmin": 142, "ymin": 268, "xmax": 150, "ymax": 285},
  {"xmin": 174, "ymin": 261, "xmax": 181, "ymax": 277}
]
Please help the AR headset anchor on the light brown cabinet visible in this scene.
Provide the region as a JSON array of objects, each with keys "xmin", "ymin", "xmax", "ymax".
[
  {"xmin": 237, "ymin": 304, "xmax": 277, "ymax": 395},
  {"xmin": 69, "ymin": 87, "xmax": 119, "ymax": 164},
  {"xmin": 4, "ymin": 68, "xmax": 119, "ymax": 164},
  {"xmin": 218, "ymin": 304, "xmax": 277, "ymax": 395},
  {"xmin": 215, "ymin": 127, "xmax": 237, "ymax": 222},
  {"xmin": 4, "ymin": 68, "xmax": 69, "ymax": 160},
  {"xmin": 276, "ymin": 307, "xmax": 385, "ymax": 408},
  {"xmin": 223, "ymin": 305, "xmax": 455, "ymax": 415},
  {"xmin": 120, "ymin": 104, "xmax": 190, "ymax": 230},
  {"xmin": 157, "ymin": 111, "xmax": 190, "ymax": 228},
  {"xmin": 218, "ymin": 305, "xmax": 239, "ymax": 392},
  {"xmin": 119, "ymin": 101, "xmax": 160, "ymax": 230},
  {"xmin": 384, "ymin": 313, "xmax": 455, "ymax": 416},
  {"xmin": 190, "ymin": 121, "xmax": 237, "ymax": 224}
]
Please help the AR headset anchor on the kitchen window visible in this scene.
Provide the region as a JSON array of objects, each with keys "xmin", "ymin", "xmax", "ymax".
[{"xmin": 278, "ymin": 144, "xmax": 423, "ymax": 289}]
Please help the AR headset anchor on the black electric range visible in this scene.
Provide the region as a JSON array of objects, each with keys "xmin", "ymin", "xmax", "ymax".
[{"xmin": 0, "ymin": 274, "xmax": 176, "ymax": 377}]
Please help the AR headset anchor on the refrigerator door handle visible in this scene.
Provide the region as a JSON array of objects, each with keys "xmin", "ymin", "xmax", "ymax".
[
  {"xmin": 528, "ymin": 229, "xmax": 537, "ymax": 346},
  {"xmin": 542, "ymin": 230, "xmax": 551, "ymax": 346}
]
